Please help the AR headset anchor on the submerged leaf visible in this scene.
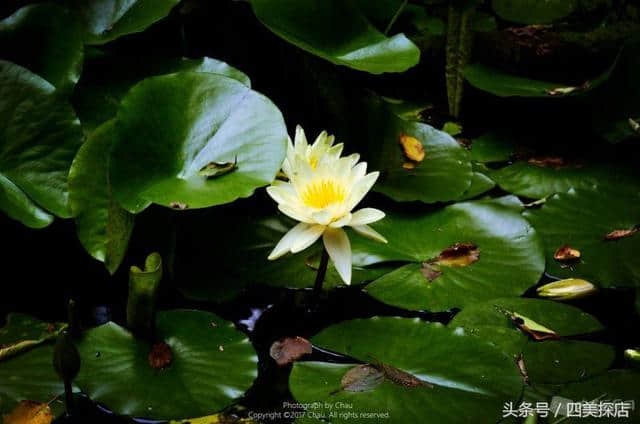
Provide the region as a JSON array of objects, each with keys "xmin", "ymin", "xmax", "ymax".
[
  {"xmin": 3, "ymin": 400, "xmax": 53, "ymax": 424},
  {"xmin": 269, "ymin": 337, "xmax": 312, "ymax": 366}
]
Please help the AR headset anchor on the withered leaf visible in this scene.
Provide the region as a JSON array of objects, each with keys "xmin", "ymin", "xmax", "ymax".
[
  {"xmin": 496, "ymin": 306, "xmax": 559, "ymax": 341},
  {"xmin": 340, "ymin": 364, "xmax": 384, "ymax": 392},
  {"xmin": 516, "ymin": 355, "xmax": 529, "ymax": 384},
  {"xmin": 604, "ymin": 227, "xmax": 638, "ymax": 241},
  {"xmin": 269, "ymin": 336, "xmax": 312, "ymax": 366},
  {"xmin": 527, "ymin": 156, "xmax": 566, "ymax": 168},
  {"xmin": 435, "ymin": 242, "xmax": 480, "ymax": 267},
  {"xmin": 420, "ymin": 262, "xmax": 442, "ymax": 282},
  {"xmin": 378, "ymin": 363, "xmax": 433, "ymax": 388},
  {"xmin": 148, "ymin": 342, "xmax": 173, "ymax": 370},
  {"xmin": 198, "ymin": 158, "xmax": 238, "ymax": 179},
  {"xmin": 554, "ymin": 245, "xmax": 581, "ymax": 262},
  {"xmin": 402, "ymin": 161, "xmax": 417, "ymax": 170},
  {"xmin": 399, "ymin": 134, "xmax": 425, "ymax": 163},
  {"xmin": 3, "ymin": 400, "xmax": 53, "ymax": 424}
]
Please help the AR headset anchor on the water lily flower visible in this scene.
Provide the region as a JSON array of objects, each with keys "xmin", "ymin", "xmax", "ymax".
[
  {"xmin": 536, "ymin": 278, "xmax": 597, "ymax": 301},
  {"xmin": 266, "ymin": 126, "xmax": 387, "ymax": 285}
]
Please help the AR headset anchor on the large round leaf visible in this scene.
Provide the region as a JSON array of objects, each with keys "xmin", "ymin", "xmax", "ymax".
[
  {"xmin": 290, "ymin": 317, "xmax": 522, "ymax": 424},
  {"xmin": 75, "ymin": 310, "xmax": 258, "ymax": 420},
  {"xmin": 249, "ymin": 0, "xmax": 420, "ymax": 74},
  {"xmin": 68, "ymin": 120, "xmax": 134, "ymax": 275},
  {"xmin": 491, "ymin": 0, "xmax": 577, "ymax": 24},
  {"xmin": 523, "ymin": 186, "xmax": 640, "ymax": 287},
  {"xmin": 73, "ymin": 55, "xmax": 250, "ymax": 134},
  {"xmin": 68, "ymin": 0, "xmax": 180, "ymax": 45},
  {"xmin": 352, "ymin": 197, "xmax": 544, "ymax": 311},
  {"xmin": 0, "ymin": 61, "xmax": 83, "ymax": 227},
  {"xmin": 109, "ymin": 72, "xmax": 287, "ymax": 213},
  {"xmin": 0, "ymin": 3, "xmax": 83, "ymax": 93}
]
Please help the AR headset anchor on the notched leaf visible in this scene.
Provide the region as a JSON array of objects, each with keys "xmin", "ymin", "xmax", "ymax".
[
  {"xmin": 169, "ymin": 202, "xmax": 188, "ymax": 210},
  {"xmin": 3, "ymin": 400, "xmax": 53, "ymax": 424},
  {"xmin": 198, "ymin": 158, "xmax": 238, "ymax": 179},
  {"xmin": 554, "ymin": 245, "xmax": 581, "ymax": 262},
  {"xmin": 269, "ymin": 336, "xmax": 312, "ymax": 366},
  {"xmin": 340, "ymin": 364, "xmax": 384, "ymax": 393},
  {"xmin": 148, "ymin": 342, "xmax": 173, "ymax": 370},
  {"xmin": 496, "ymin": 306, "xmax": 559, "ymax": 341},
  {"xmin": 604, "ymin": 226, "xmax": 638, "ymax": 241},
  {"xmin": 399, "ymin": 134, "xmax": 425, "ymax": 164}
]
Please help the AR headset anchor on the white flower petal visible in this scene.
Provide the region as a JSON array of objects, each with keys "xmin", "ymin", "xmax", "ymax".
[
  {"xmin": 311, "ymin": 209, "xmax": 333, "ymax": 226},
  {"xmin": 329, "ymin": 213, "xmax": 352, "ymax": 228},
  {"xmin": 323, "ymin": 227, "xmax": 352, "ymax": 285},
  {"xmin": 268, "ymin": 222, "xmax": 310, "ymax": 260},
  {"xmin": 352, "ymin": 224, "xmax": 387, "ymax": 244},
  {"xmin": 349, "ymin": 208, "xmax": 385, "ymax": 226},
  {"xmin": 291, "ymin": 224, "xmax": 326, "ymax": 253},
  {"xmin": 266, "ymin": 182, "xmax": 296, "ymax": 204},
  {"xmin": 347, "ymin": 171, "xmax": 379, "ymax": 210},
  {"xmin": 279, "ymin": 203, "xmax": 312, "ymax": 223}
]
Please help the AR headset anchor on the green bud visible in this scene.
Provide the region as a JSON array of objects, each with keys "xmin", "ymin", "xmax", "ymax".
[
  {"xmin": 537, "ymin": 278, "xmax": 597, "ymax": 301},
  {"xmin": 625, "ymin": 348, "xmax": 640, "ymax": 366}
]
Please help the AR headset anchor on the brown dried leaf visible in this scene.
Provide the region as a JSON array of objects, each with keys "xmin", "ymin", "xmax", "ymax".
[
  {"xmin": 435, "ymin": 242, "xmax": 480, "ymax": 267},
  {"xmin": 340, "ymin": 364, "xmax": 384, "ymax": 392},
  {"xmin": 148, "ymin": 342, "xmax": 173, "ymax": 369},
  {"xmin": 516, "ymin": 355, "xmax": 529, "ymax": 384},
  {"xmin": 604, "ymin": 227, "xmax": 638, "ymax": 241},
  {"xmin": 379, "ymin": 363, "xmax": 433, "ymax": 388},
  {"xmin": 399, "ymin": 134, "xmax": 425, "ymax": 162},
  {"xmin": 420, "ymin": 262, "xmax": 442, "ymax": 282},
  {"xmin": 269, "ymin": 336, "xmax": 312, "ymax": 366},
  {"xmin": 527, "ymin": 156, "xmax": 566, "ymax": 168},
  {"xmin": 554, "ymin": 245, "xmax": 581, "ymax": 262},
  {"xmin": 3, "ymin": 401, "xmax": 53, "ymax": 424}
]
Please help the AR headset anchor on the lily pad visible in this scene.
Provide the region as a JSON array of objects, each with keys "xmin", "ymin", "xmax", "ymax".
[
  {"xmin": 470, "ymin": 131, "xmax": 516, "ymax": 163},
  {"xmin": 68, "ymin": 121, "xmax": 134, "ymax": 274},
  {"xmin": 464, "ymin": 62, "xmax": 612, "ymax": 98},
  {"xmin": 249, "ymin": 0, "xmax": 420, "ymax": 74},
  {"xmin": 0, "ymin": 61, "xmax": 83, "ymax": 227},
  {"xmin": 0, "ymin": 4, "xmax": 83, "ymax": 93},
  {"xmin": 352, "ymin": 197, "xmax": 544, "ymax": 311},
  {"xmin": 67, "ymin": 0, "xmax": 180, "ymax": 45},
  {"xmin": 491, "ymin": 0, "xmax": 577, "ymax": 24},
  {"xmin": 523, "ymin": 187, "xmax": 640, "ymax": 287},
  {"xmin": 109, "ymin": 71, "xmax": 287, "ymax": 213},
  {"xmin": 75, "ymin": 310, "xmax": 258, "ymax": 420},
  {"xmin": 73, "ymin": 55, "xmax": 250, "ymax": 134},
  {"xmin": 0, "ymin": 315, "xmax": 69, "ymax": 419},
  {"xmin": 457, "ymin": 166, "xmax": 495, "ymax": 200},
  {"xmin": 290, "ymin": 317, "xmax": 522, "ymax": 424}
]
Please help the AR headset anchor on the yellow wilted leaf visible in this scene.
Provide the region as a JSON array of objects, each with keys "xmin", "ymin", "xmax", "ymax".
[
  {"xmin": 399, "ymin": 134, "xmax": 425, "ymax": 162},
  {"xmin": 169, "ymin": 414, "xmax": 256, "ymax": 424},
  {"xmin": 3, "ymin": 401, "xmax": 53, "ymax": 424}
]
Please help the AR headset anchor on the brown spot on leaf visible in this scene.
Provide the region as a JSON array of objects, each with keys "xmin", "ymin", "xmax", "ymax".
[
  {"xmin": 340, "ymin": 364, "xmax": 384, "ymax": 392},
  {"xmin": 148, "ymin": 342, "xmax": 172, "ymax": 370},
  {"xmin": 169, "ymin": 202, "xmax": 188, "ymax": 210},
  {"xmin": 420, "ymin": 263, "xmax": 442, "ymax": 282},
  {"xmin": 516, "ymin": 355, "xmax": 529, "ymax": 384},
  {"xmin": 378, "ymin": 363, "xmax": 433, "ymax": 388},
  {"xmin": 435, "ymin": 242, "xmax": 480, "ymax": 267},
  {"xmin": 399, "ymin": 134, "xmax": 425, "ymax": 163},
  {"xmin": 46, "ymin": 324, "xmax": 55, "ymax": 333},
  {"xmin": 402, "ymin": 161, "xmax": 417, "ymax": 170},
  {"xmin": 527, "ymin": 156, "xmax": 567, "ymax": 168},
  {"xmin": 604, "ymin": 226, "xmax": 638, "ymax": 241},
  {"xmin": 554, "ymin": 245, "xmax": 581, "ymax": 262},
  {"xmin": 3, "ymin": 400, "xmax": 53, "ymax": 424},
  {"xmin": 269, "ymin": 336, "xmax": 312, "ymax": 366}
]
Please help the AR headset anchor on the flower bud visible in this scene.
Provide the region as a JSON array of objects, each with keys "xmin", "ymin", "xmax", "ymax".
[{"xmin": 537, "ymin": 278, "xmax": 597, "ymax": 301}]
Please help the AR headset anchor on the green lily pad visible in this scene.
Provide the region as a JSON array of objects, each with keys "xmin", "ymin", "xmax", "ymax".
[
  {"xmin": 491, "ymin": 0, "xmax": 577, "ymax": 24},
  {"xmin": 109, "ymin": 71, "xmax": 287, "ymax": 213},
  {"xmin": 68, "ymin": 0, "xmax": 180, "ymax": 45},
  {"xmin": 75, "ymin": 310, "xmax": 258, "ymax": 420},
  {"xmin": 457, "ymin": 167, "xmax": 495, "ymax": 200},
  {"xmin": 364, "ymin": 96, "xmax": 472, "ymax": 203},
  {"xmin": 73, "ymin": 55, "xmax": 250, "ymax": 134},
  {"xmin": 0, "ymin": 4, "xmax": 83, "ymax": 93},
  {"xmin": 249, "ymin": 0, "xmax": 420, "ymax": 74},
  {"xmin": 0, "ymin": 314, "xmax": 69, "ymax": 418},
  {"xmin": 523, "ymin": 186, "xmax": 640, "ymax": 287},
  {"xmin": 352, "ymin": 197, "xmax": 544, "ymax": 311},
  {"xmin": 290, "ymin": 317, "xmax": 522, "ymax": 424},
  {"xmin": 0, "ymin": 61, "xmax": 83, "ymax": 227},
  {"xmin": 523, "ymin": 340, "xmax": 615, "ymax": 385},
  {"xmin": 68, "ymin": 120, "xmax": 134, "ymax": 274},
  {"xmin": 464, "ymin": 62, "xmax": 613, "ymax": 98}
]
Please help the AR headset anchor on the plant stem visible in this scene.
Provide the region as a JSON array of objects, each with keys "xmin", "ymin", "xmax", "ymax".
[
  {"xmin": 63, "ymin": 379, "xmax": 74, "ymax": 416},
  {"xmin": 312, "ymin": 247, "xmax": 330, "ymax": 296},
  {"xmin": 384, "ymin": 0, "xmax": 408, "ymax": 35}
]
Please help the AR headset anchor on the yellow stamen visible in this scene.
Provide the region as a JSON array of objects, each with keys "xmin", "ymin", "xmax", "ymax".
[
  {"xmin": 309, "ymin": 156, "xmax": 319, "ymax": 170},
  {"xmin": 301, "ymin": 179, "xmax": 346, "ymax": 208}
]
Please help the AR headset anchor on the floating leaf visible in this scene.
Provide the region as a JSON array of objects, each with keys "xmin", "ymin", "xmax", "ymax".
[
  {"xmin": 269, "ymin": 337, "xmax": 312, "ymax": 366},
  {"xmin": 0, "ymin": 4, "xmax": 83, "ymax": 93},
  {"xmin": 0, "ymin": 61, "xmax": 83, "ymax": 227},
  {"xmin": 67, "ymin": 0, "xmax": 180, "ymax": 44},
  {"xmin": 353, "ymin": 197, "xmax": 544, "ymax": 311},
  {"xmin": 75, "ymin": 310, "xmax": 257, "ymax": 420},
  {"xmin": 109, "ymin": 72, "xmax": 287, "ymax": 213},
  {"xmin": 249, "ymin": 0, "xmax": 420, "ymax": 74},
  {"xmin": 68, "ymin": 121, "xmax": 134, "ymax": 274},
  {"xmin": 491, "ymin": 0, "xmax": 577, "ymax": 24},
  {"xmin": 495, "ymin": 307, "xmax": 559, "ymax": 341},
  {"xmin": 3, "ymin": 401, "xmax": 52, "ymax": 424},
  {"xmin": 524, "ymin": 187, "xmax": 640, "ymax": 287},
  {"xmin": 290, "ymin": 317, "xmax": 522, "ymax": 424}
]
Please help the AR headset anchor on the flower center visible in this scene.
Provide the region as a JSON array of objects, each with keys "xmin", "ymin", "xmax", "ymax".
[
  {"xmin": 301, "ymin": 179, "xmax": 346, "ymax": 209},
  {"xmin": 308, "ymin": 155, "xmax": 319, "ymax": 170}
]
